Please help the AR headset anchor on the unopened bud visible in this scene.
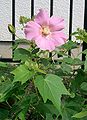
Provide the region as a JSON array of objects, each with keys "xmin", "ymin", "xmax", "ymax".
[
  {"xmin": 19, "ymin": 16, "xmax": 30, "ymax": 24},
  {"xmin": 8, "ymin": 24, "xmax": 16, "ymax": 34}
]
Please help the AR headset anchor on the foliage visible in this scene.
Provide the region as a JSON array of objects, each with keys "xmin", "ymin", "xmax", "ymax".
[{"xmin": 0, "ymin": 17, "xmax": 87, "ymax": 120}]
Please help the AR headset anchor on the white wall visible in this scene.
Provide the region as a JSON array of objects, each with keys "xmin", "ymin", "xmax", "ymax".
[{"xmin": 0, "ymin": 0, "xmax": 85, "ymax": 58}]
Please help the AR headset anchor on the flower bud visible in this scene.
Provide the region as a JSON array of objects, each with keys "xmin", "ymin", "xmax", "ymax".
[
  {"xmin": 8, "ymin": 24, "xmax": 16, "ymax": 34},
  {"xmin": 19, "ymin": 16, "xmax": 30, "ymax": 24}
]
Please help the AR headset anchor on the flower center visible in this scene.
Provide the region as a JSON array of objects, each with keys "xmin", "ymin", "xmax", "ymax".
[{"xmin": 41, "ymin": 26, "xmax": 50, "ymax": 36}]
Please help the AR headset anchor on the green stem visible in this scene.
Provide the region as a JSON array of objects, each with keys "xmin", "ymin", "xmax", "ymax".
[{"xmin": 6, "ymin": 100, "xmax": 12, "ymax": 109}]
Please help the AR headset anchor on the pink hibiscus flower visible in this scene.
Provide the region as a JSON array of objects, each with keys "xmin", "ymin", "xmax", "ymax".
[{"xmin": 24, "ymin": 9, "xmax": 67, "ymax": 51}]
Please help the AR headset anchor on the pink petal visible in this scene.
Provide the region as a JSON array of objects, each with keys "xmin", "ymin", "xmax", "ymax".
[
  {"xmin": 24, "ymin": 21, "xmax": 41, "ymax": 40},
  {"xmin": 35, "ymin": 35, "xmax": 55, "ymax": 51},
  {"xmin": 49, "ymin": 16, "xmax": 65, "ymax": 32},
  {"xmin": 34, "ymin": 9, "xmax": 49, "ymax": 26},
  {"xmin": 51, "ymin": 31, "xmax": 67, "ymax": 46}
]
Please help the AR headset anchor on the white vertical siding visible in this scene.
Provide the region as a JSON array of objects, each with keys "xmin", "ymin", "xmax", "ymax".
[
  {"xmin": 0, "ymin": 0, "xmax": 12, "ymax": 41},
  {"xmin": 72, "ymin": 0, "xmax": 85, "ymax": 32},
  {"xmin": 34, "ymin": 0, "xmax": 50, "ymax": 15}
]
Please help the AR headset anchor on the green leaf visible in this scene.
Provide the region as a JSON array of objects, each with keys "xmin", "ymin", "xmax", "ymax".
[
  {"xmin": 61, "ymin": 63, "xmax": 72, "ymax": 74},
  {"xmin": 75, "ymin": 28, "xmax": 87, "ymax": 43},
  {"xmin": 72, "ymin": 110, "xmax": 87, "ymax": 118},
  {"xmin": 0, "ymin": 62, "xmax": 7, "ymax": 67},
  {"xmin": 34, "ymin": 74, "xmax": 70, "ymax": 113},
  {"xmin": 71, "ymin": 31, "xmax": 78, "ymax": 35},
  {"xmin": 71, "ymin": 69, "xmax": 87, "ymax": 91},
  {"xmin": 36, "ymin": 102, "xmax": 59, "ymax": 117},
  {"xmin": 62, "ymin": 107, "xmax": 77, "ymax": 120},
  {"xmin": 80, "ymin": 82, "xmax": 87, "ymax": 91},
  {"xmin": 63, "ymin": 57, "xmax": 84, "ymax": 65},
  {"xmin": 25, "ymin": 61, "xmax": 46, "ymax": 74},
  {"xmin": 62, "ymin": 95, "xmax": 85, "ymax": 120},
  {"xmin": 18, "ymin": 111, "xmax": 26, "ymax": 120},
  {"xmin": 46, "ymin": 113, "xmax": 54, "ymax": 120},
  {"xmin": 14, "ymin": 48, "xmax": 30, "ymax": 61},
  {"xmin": 60, "ymin": 41, "xmax": 77, "ymax": 51},
  {"xmin": 63, "ymin": 57, "xmax": 74, "ymax": 65},
  {"xmin": 0, "ymin": 108, "xmax": 9, "ymax": 120},
  {"xmin": 40, "ymin": 58, "xmax": 50, "ymax": 67},
  {"xmin": 82, "ymin": 49, "xmax": 87, "ymax": 54},
  {"xmin": 73, "ymin": 58, "xmax": 84, "ymax": 65},
  {"xmin": 0, "ymin": 80, "xmax": 14, "ymax": 102},
  {"xmin": 12, "ymin": 64, "xmax": 34, "ymax": 84},
  {"xmin": 84, "ymin": 55, "xmax": 87, "ymax": 72},
  {"xmin": 10, "ymin": 94, "xmax": 33, "ymax": 119}
]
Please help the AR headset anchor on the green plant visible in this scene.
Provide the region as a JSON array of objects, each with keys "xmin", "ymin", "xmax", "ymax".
[{"xmin": 0, "ymin": 14, "xmax": 87, "ymax": 120}]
